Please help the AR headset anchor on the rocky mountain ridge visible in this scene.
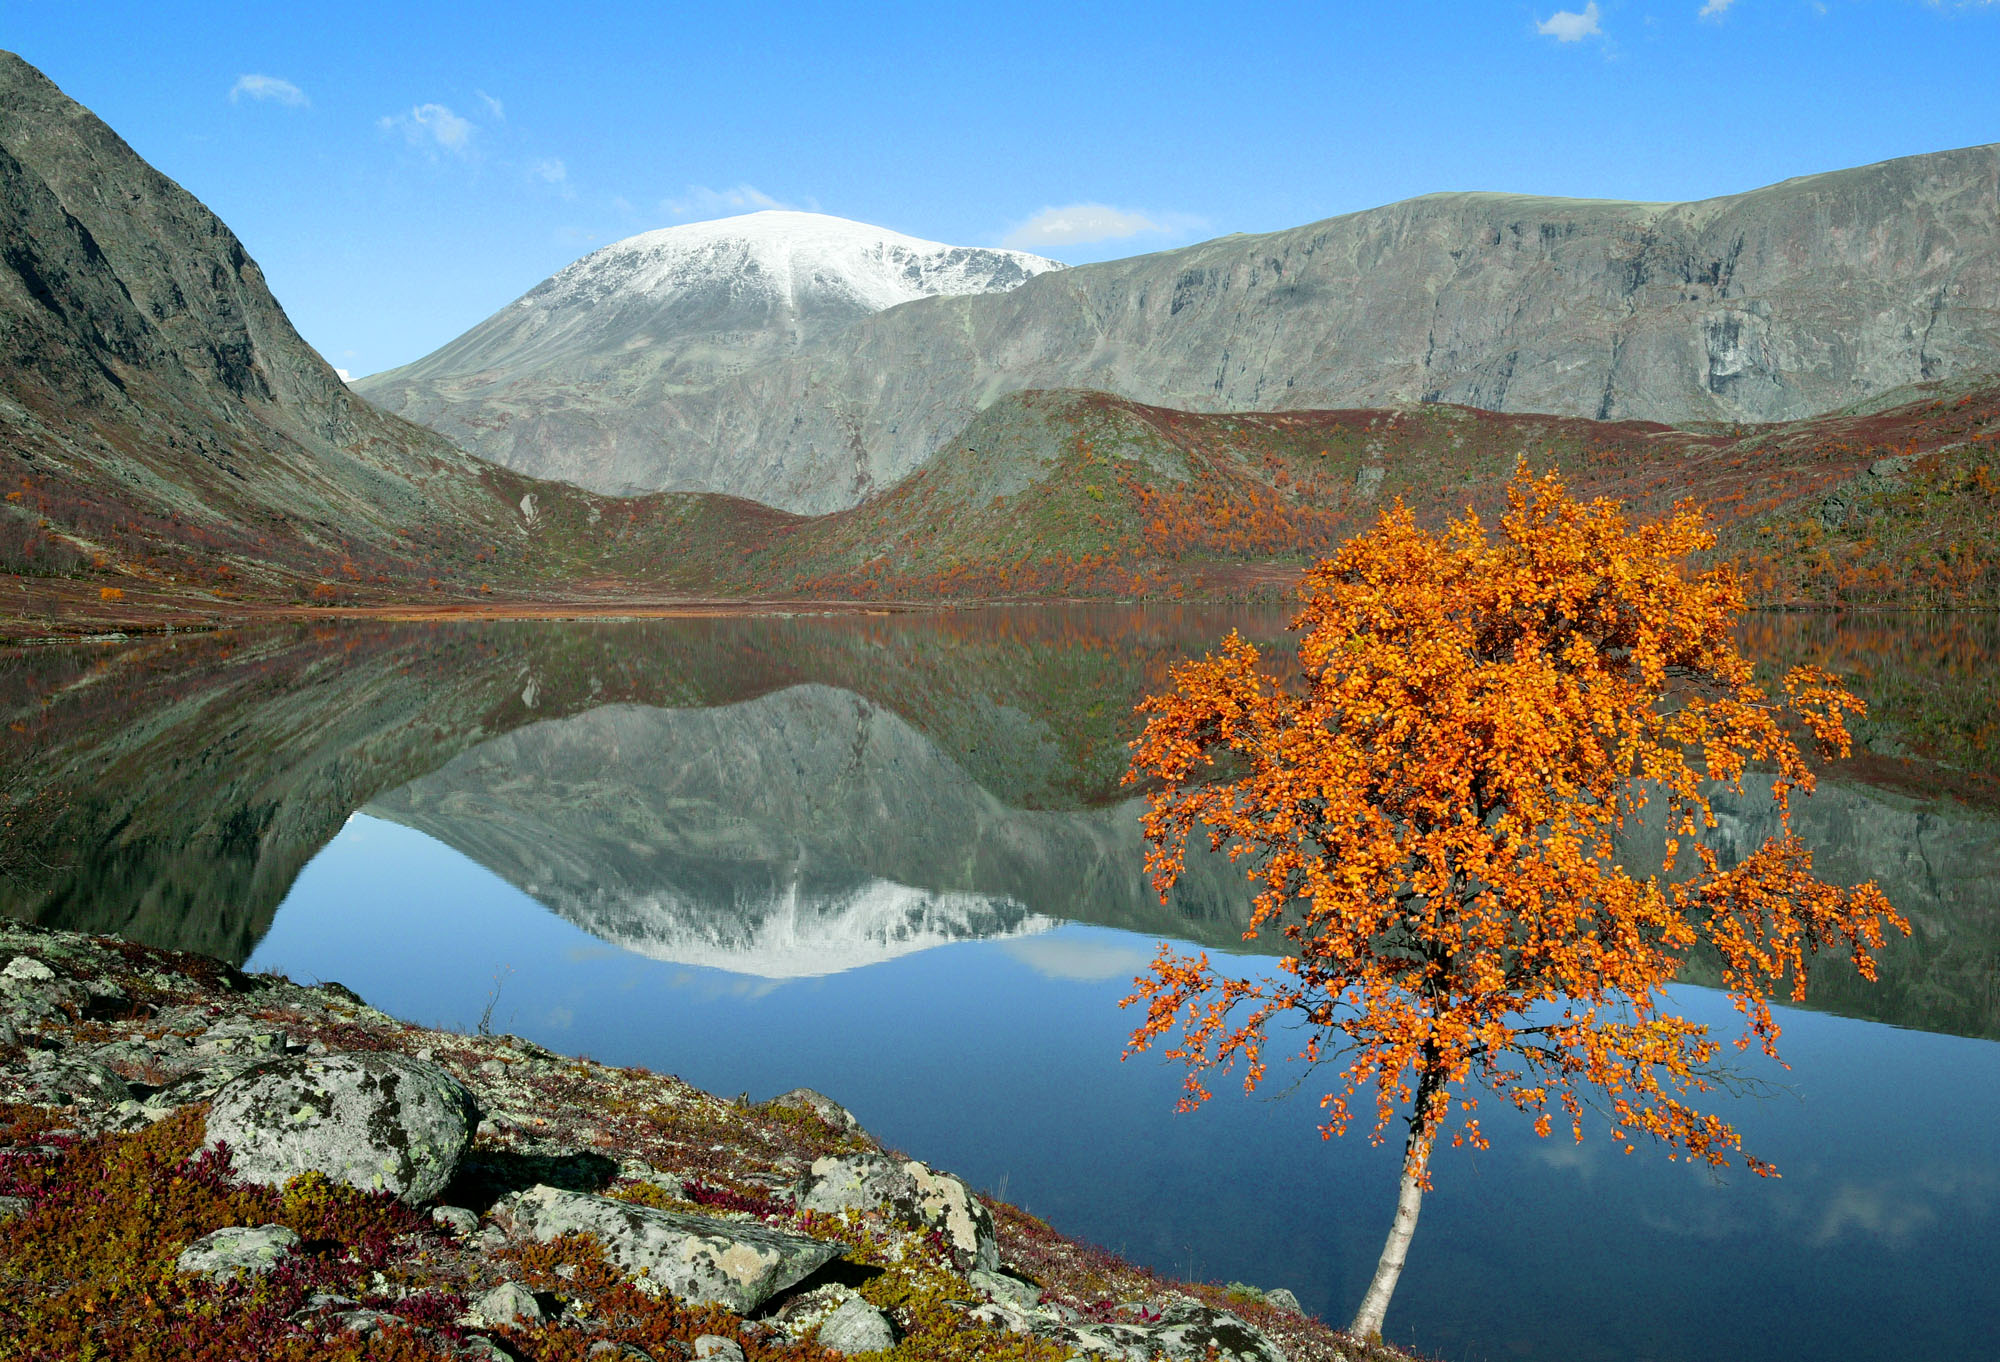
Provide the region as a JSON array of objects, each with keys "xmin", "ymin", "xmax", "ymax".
[{"xmin": 365, "ymin": 145, "xmax": 2000, "ymax": 512}]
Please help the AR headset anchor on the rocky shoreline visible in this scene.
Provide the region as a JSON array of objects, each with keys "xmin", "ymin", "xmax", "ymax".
[{"xmin": 0, "ymin": 923, "xmax": 1404, "ymax": 1362}]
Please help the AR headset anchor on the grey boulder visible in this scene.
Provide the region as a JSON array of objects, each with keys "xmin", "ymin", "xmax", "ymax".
[
  {"xmin": 431, "ymin": 1204, "xmax": 480, "ymax": 1237},
  {"xmin": 905, "ymin": 1160, "xmax": 999, "ymax": 1273},
  {"xmin": 496, "ymin": 1183, "xmax": 839, "ymax": 1313},
  {"xmin": 468, "ymin": 1280, "xmax": 543, "ymax": 1328},
  {"xmin": 795, "ymin": 1153, "xmax": 917, "ymax": 1218},
  {"xmin": 1261, "ymin": 1286, "xmax": 1303, "ymax": 1314},
  {"xmin": 969, "ymin": 1268, "xmax": 1042, "ymax": 1311},
  {"xmin": 1141, "ymin": 1301, "xmax": 1287, "ymax": 1362},
  {"xmin": 204, "ymin": 1052, "xmax": 479, "ymax": 1204},
  {"xmin": 816, "ymin": 1297, "xmax": 896, "ymax": 1354},
  {"xmin": 176, "ymin": 1224, "xmax": 302, "ymax": 1279},
  {"xmin": 1, "ymin": 956, "xmax": 54, "ymax": 984},
  {"xmin": 1064, "ymin": 1301, "xmax": 1286, "ymax": 1362},
  {"xmin": 765, "ymin": 1087, "xmax": 868, "ymax": 1138},
  {"xmin": 795, "ymin": 1153, "xmax": 998, "ymax": 1272},
  {"xmin": 24, "ymin": 1053, "xmax": 131, "ymax": 1107}
]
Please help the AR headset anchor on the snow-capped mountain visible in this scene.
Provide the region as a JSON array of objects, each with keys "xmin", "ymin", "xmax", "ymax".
[
  {"xmin": 355, "ymin": 213, "xmax": 1061, "ymax": 495},
  {"xmin": 536, "ymin": 210, "xmax": 1060, "ymax": 318}
]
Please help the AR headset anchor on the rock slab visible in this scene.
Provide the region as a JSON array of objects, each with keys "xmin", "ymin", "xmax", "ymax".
[
  {"xmin": 204, "ymin": 1052, "xmax": 479, "ymax": 1204},
  {"xmin": 497, "ymin": 1183, "xmax": 840, "ymax": 1313},
  {"xmin": 176, "ymin": 1223, "xmax": 301, "ymax": 1279}
]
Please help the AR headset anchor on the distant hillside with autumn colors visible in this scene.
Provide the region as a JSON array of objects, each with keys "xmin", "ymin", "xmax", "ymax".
[
  {"xmin": 4, "ymin": 46, "xmax": 2000, "ymax": 640},
  {"xmin": 689, "ymin": 377, "xmax": 2000, "ymax": 609}
]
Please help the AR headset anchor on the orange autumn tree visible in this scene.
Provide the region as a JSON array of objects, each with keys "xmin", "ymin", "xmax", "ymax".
[{"xmin": 1122, "ymin": 465, "xmax": 1907, "ymax": 1341}]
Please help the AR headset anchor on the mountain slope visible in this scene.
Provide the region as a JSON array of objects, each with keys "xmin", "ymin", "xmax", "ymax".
[
  {"xmin": 369, "ymin": 145, "xmax": 2000, "ymax": 513},
  {"xmin": 0, "ymin": 49, "xmax": 698, "ymax": 609},
  {"xmin": 357, "ymin": 212, "xmax": 1061, "ymax": 495}
]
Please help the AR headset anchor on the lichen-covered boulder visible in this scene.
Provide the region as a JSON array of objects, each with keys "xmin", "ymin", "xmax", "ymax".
[
  {"xmin": 1060, "ymin": 1301, "xmax": 1286, "ymax": 1362},
  {"xmin": 203, "ymin": 1052, "xmax": 478, "ymax": 1204},
  {"xmin": 495, "ymin": 1183, "xmax": 840, "ymax": 1313},
  {"xmin": 795, "ymin": 1153, "xmax": 917, "ymax": 1217},
  {"xmin": 794, "ymin": 1153, "xmax": 998, "ymax": 1272},
  {"xmin": 176, "ymin": 1224, "xmax": 301, "ymax": 1279},
  {"xmin": 903, "ymin": 1159, "xmax": 998, "ymax": 1273},
  {"xmin": 765, "ymin": 1087, "xmax": 868, "ymax": 1138},
  {"xmin": 1140, "ymin": 1301, "xmax": 1286, "ymax": 1362},
  {"xmin": 23, "ymin": 1054, "xmax": 131, "ymax": 1108},
  {"xmin": 816, "ymin": 1297, "xmax": 897, "ymax": 1354},
  {"xmin": 969, "ymin": 1268, "xmax": 1042, "ymax": 1311},
  {"xmin": 1261, "ymin": 1287, "xmax": 1302, "ymax": 1315},
  {"xmin": 0, "ymin": 956, "xmax": 75, "ymax": 1026},
  {"xmin": 468, "ymin": 1280, "xmax": 543, "ymax": 1327},
  {"xmin": 1, "ymin": 956, "xmax": 54, "ymax": 984},
  {"xmin": 773, "ymin": 1282, "xmax": 897, "ymax": 1352}
]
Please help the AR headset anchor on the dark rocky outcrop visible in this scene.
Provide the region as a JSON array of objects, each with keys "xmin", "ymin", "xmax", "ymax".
[{"xmin": 175, "ymin": 1223, "xmax": 302, "ymax": 1279}]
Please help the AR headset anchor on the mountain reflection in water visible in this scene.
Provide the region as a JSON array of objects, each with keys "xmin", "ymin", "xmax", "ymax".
[{"xmin": 1, "ymin": 606, "xmax": 1997, "ymax": 1036}]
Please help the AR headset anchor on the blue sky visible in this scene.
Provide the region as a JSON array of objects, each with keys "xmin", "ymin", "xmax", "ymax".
[{"xmin": 7, "ymin": 1, "xmax": 1997, "ymax": 377}]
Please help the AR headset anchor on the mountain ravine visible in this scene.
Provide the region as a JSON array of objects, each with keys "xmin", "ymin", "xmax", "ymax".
[{"xmin": 363, "ymin": 145, "xmax": 2000, "ymax": 513}]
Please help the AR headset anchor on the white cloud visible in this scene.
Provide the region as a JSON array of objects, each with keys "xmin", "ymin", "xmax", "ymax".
[
  {"xmin": 663, "ymin": 183, "xmax": 792, "ymax": 216},
  {"xmin": 378, "ymin": 103, "xmax": 475, "ymax": 156},
  {"xmin": 1537, "ymin": 2, "xmax": 1604, "ymax": 40},
  {"xmin": 1001, "ymin": 203, "xmax": 1166, "ymax": 249},
  {"xmin": 1699, "ymin": 0, "xmax": 1737, "ymax": 17},
  {"xmin": 477, "ymin": 90, "xmax": 505, "ymax": 120},
  {"xmin": 999, "ymin": 936, "xmax": 1156, "ymax": 982},
  {"xmin": 531, "ymin": 158, "xmax": 575, "ymax": 199},
  {"xmin": 230, "ymin": 74, "xmax": 307, "ymax": 107},
  {"xmin": 334, "ymin": 367, "xmax": 354, "ymax": 383}
]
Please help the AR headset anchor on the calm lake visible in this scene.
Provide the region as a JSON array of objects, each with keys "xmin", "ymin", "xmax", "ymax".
[{"xmin": 4, "ymin": 606, "xmax": 1997, "ymax": 1362}]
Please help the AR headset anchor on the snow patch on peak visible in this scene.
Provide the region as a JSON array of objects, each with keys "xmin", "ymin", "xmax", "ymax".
[
  {"xmin": 562, "ymin": 876, "xmax": 1061, "ymax": 979},
  {"xmin": 528, "ymin": 210, "xmax": 1064, "ymax": 316}
]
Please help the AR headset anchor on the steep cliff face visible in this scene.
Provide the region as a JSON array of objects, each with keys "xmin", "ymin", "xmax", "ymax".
[{"xmin": 367, "ymin": 145, "xmax": 2000, "ymax": 513}]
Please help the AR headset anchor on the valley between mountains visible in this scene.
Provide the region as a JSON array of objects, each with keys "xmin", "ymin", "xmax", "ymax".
[{"xmin": 3, "ymin": 47, "xmax": 2000, "ymax": 639}]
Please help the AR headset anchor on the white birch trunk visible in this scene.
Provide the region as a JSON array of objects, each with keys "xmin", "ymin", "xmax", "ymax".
[{"xmin": 1349, "ymin": 1118, "xmax": 1435, "ymax": 1341}]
